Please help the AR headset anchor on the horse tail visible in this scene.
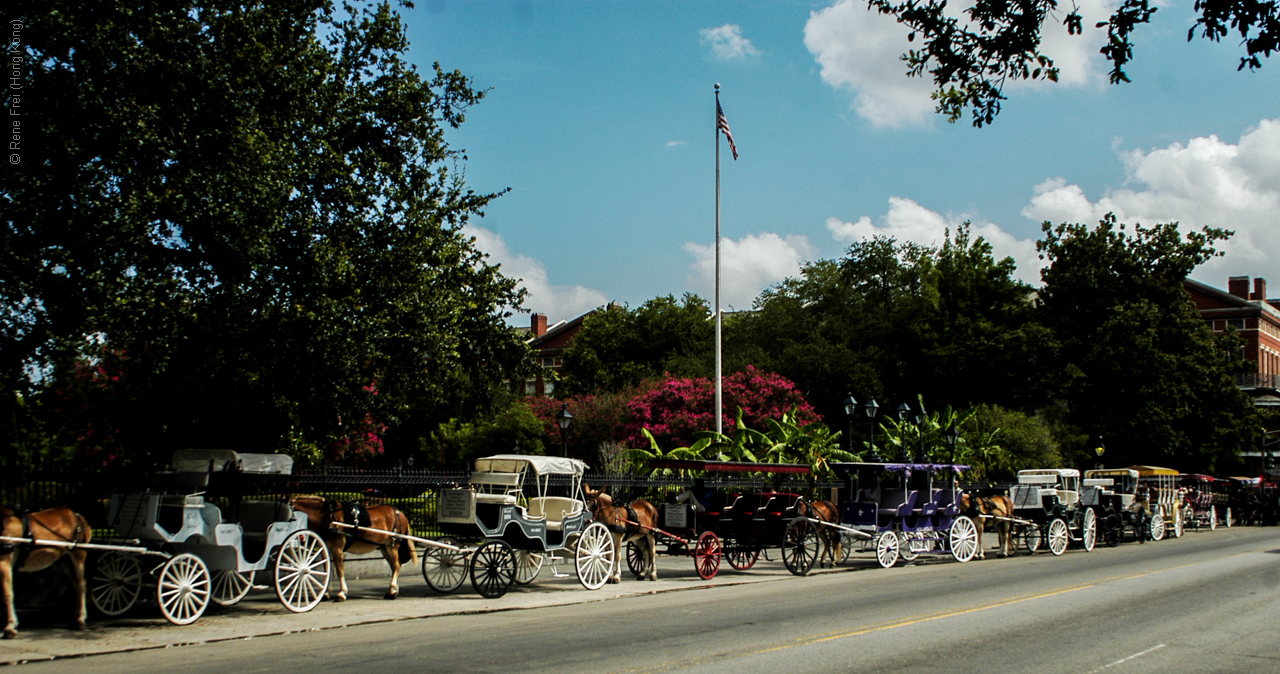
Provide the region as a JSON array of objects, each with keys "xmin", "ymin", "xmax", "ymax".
[{"xmin": 396, "ymin": 510, "xmax": 417, "ymax": 565}]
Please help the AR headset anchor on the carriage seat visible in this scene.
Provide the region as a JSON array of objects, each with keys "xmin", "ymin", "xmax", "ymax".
[
  {"xmin": 239, "ymin": 501, "xmax": 292, "ymax": 543},
  {"xmin": 757, "ymin": 493, "xmax": 801, "ymax": 518},
  {"xmin": 528, "ymin": 497, "xmax": 582, "ymax": 531},
  {"xmin": 471, "ymin": 472, "xmax": 521, "ymax": 505},
  {"xmin": 702, "ymin": 492, "xmax": 738, "ymax": 517},
  {"xmin": 879, "ymin": 491, "xmax": 917, "ymax": 525}
]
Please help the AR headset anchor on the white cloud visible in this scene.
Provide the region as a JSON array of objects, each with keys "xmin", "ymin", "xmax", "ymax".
[
  {"xmin": 684, "ymin": 233, "xmax": 818, "ymax": 310},
  {"xmin": 666, "ymin": 140, "xmax": 687, "ymax": 148},
  {"xmin": 465, "ymin": 225, "xmax": 608, "ymax": 324},
  {"xmin": 1021, "ymin": 119, "xmax": 1280, "ymax": 283},
  {"xmin": 804, "ymin": 0, "xmax": 1115, "ymax": 127},
  {"xmin": 828, "ymin": 197, "xmax": 1044, "ymax": 284},
  {"xmin": 700, "ymin": 24, "xmax": 760, "ymax": 60}
]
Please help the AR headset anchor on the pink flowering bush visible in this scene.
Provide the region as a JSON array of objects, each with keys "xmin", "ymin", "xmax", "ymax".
[
  {"xmin": 622, "ymin": 366, "xmax": 819, "ymax": 449},
  {"xmin": 327, "ymin": 382, "xmax": 387, "ymax": 463}
]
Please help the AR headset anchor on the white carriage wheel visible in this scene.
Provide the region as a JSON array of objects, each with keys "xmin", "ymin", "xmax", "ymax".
[
  {"xmin": 90, "ymin": 551, "xmax": 143, "ymax": 617},
  {"xmin": 1048, "ymin": 518, "xmax": 1069, "ymax": 556},
  {"xmin": 1024, "ymin": 523, "xmax": 1042, "ymax": 553},
  {"xmin": 898, "ymin": 532, "xmax": 920, "ymax": 562},
  {"xmin": 875, "ymin": 532, "xmax": 899, "ymax": 568},
  {"xmin": 1173, "ymin": 507, "xmax": 1185, "ymax": 538},
  {"xmin": 515, "ymin": 550, "xmax": 545, "ymax": 585},
  {"xmin": 575, "ymin": 522, "xmax": 615, "ymax": 591},
  {"xmin": 422, "ymin": 537, "xmax": 468, "ymax": 593},
  {"xmin": 1225, "ymin": 507, "xmax": 1233, "ymax": 528},
  {"xmin": 838, "ymin": 533, "xmax": 855, "ymax": 564},
  {"xmin": 949, "ymin": 516, "xmax": 978, "ymax": 563},
  {"xmin": 274, "ymin": 529, "xmax": 331, "ymax": 613},
  {"xmin": 156, "ymin": 553, "xmax": 211, "ymax": 626},
  {"xmin": 1149, "ymin": 506, "xmax": 1165, "ymax": 541},
  {"xmin": 210, "ymin": 570, "xmax": 254, "ymax": 607},
  {"xmin": 1082, "ymin": 508, "xmax": 1097, "ymax": 552},
  {"xmin": 1209, "ymin": 505, "xmax": 1217, "ymax": 531}
]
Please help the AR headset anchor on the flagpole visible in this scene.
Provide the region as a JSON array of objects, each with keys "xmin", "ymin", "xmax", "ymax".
[{"xmin": 714, "ymin": 83, "xmax": 723, "ymax": 436}]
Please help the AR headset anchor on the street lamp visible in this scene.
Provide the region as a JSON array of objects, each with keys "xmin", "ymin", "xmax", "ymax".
[
  {"xmin": 914, "ymin": 407, "xmax": 926, "ymax": 463},
  {"xmin": 556, "ymin": 403, "xmax": 574, "ymax": 458},
  {"xmin": 944, "ymin": 423, "xmax": 959, "ymax": 465},
  {"xmin": 1094, "ymin": 438, "xmax": 1105, "ymax": 470},
  {"xmin": 842, "ymin": 393, "xmax": 857, "ymax": 454},
  {"xmin": 895, "ymin": 403, "xmax": 911, "ymax": 461},
  {"xmin": 864, "ymin": 398, "xmax": 880, "ymax": 461}
]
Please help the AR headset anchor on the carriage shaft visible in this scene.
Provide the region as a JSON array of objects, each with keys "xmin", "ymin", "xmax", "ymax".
[
  {"xmin": 0, "ymin": 535, "xmax": 149, "ymax": 553},
  {"xmin": 795, "ymin": 517, "xmax": 874, "ymax": 539},
  {"xmin": 328, "ymin": 521, "xmax": 472, "ymax": 553}
]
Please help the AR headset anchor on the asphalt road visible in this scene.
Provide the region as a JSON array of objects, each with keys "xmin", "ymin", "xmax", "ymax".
[{"xmin": 21, "ymin": 527, "xmax": 1280, "ymax": 674}]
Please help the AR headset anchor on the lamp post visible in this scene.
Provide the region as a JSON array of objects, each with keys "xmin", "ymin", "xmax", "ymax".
[
  {"xmin": 556, "ymin": 403, "xmax": 574, "ymax": 458},
  {"xmin": 1094, "ymin": 438, "xmax": 1106, "ymax": 470},
  {"xmin": 864, "ymin": 397, "xmax": 880, "ymax": 461},
  {"xmin": 842, "ymin": 393, "xmax": 857, "ymax": 455},
  {"xmin": 895, "ymin": 402, "xmax": 911, "ymax": 461},
  {"xmin": 944, "ymin": 423, "xmax": 959, "ymax": 465},
  {"xmin": 914, "ymin": 408, "xmax": 926, "ymax": 463}
]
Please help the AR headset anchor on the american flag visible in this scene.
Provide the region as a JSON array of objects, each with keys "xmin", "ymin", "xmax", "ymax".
[{"xmin": 717, "ymin": 101, "xmax": 738, "ymax": 160}]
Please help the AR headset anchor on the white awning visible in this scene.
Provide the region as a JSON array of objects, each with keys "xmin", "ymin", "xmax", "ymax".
[
  {"xmin": 171, "ymin": 449, "xmax": 294, "ymax": 474},
  {"xmin": 474, "ymin": 454, "xmax": 587, "ymax": 477}
]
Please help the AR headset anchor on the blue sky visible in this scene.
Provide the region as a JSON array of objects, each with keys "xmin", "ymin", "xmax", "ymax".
[{"xmin": 404, "ymin": 0, "xmax": 1280, "ymax": 324}]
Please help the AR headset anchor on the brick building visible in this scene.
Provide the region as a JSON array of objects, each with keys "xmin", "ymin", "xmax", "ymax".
[
  {"xmin": 1185, "ymin": 275, "xmax": 1280, "ymax": 395},
  {"xmin": 521, "ymin": 309, "xmax": 595, "ymax": 397}
]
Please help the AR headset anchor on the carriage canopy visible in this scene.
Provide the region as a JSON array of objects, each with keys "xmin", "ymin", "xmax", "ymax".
[
  {"xmin": 474, "ymin": 455, "xmax": 588, "ymax": 477},
  {"xmin": 171, "ymin": 449, "xmax": 294, "ymax": 475},
  {"xmin": 648, "ymin": 459, "xmax": 811, "ymax": 474}
]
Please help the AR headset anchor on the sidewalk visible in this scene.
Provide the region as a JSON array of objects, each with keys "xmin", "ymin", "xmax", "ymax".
[{"xmin": 1, "ymin": 556, "xmax": 866, "ymax": 665}]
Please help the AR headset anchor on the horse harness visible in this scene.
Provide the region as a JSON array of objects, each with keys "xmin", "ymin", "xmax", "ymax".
[
  {"xmin": 0, "ymin": 509, "xmax": 85, "ymax": 570},
  {"xmin": 603, "ymin": 503, "xmax": 642, "ymax": 536},
  {"xmin": 323, "ymin": 499, "xmax": 400, "ymax": 552}
]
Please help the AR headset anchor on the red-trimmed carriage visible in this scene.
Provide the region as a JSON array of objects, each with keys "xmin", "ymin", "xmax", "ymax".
[{"xmin": 622, "ymin": 460, "xmax": 821, "ymax": 580}]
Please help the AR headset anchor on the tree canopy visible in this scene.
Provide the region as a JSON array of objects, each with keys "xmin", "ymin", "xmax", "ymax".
[
  {"xmin": 866, "ymin": 0, "xmax": 1279, "ymax": 125},
  {"xmin": 3, "ymin": 0, "xmax": 529, "ymax": 467}
]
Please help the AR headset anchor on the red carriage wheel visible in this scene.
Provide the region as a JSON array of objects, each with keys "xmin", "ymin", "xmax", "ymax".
[
  {"xmin": 725, "ymin": 546, "xmax": 760, "ymax": 570},
  {"xmin": 693, "ymin": 531, "xmax": 722, "ymax": 580}
]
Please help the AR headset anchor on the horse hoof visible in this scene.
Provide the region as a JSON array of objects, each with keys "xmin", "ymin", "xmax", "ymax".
[
  {"xmin": 608, "ymin": 577, "xmax": 621, "ymax": 584},
  {"xmin": 332, "ymin": 595, "xmax": 347, "ymax": 603},
  {"xmin": 71, "ymin": 621, "xmax": 86, "ymax": 631},
  {"xmin": 383, "ymin": 592, "xmax": 397, "ymax": 600},
  {"xmin": 3, "ymin": 630, "xmax": 15, "ymax": 640}
]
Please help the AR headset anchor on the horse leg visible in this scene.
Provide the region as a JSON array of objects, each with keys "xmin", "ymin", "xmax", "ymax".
[
  {"xmin": 2, "ymin": 554, "xmax": 15, "ymax": 639},
  {"xmin": 608, "ymin": 532, "xmax": 622, "ymax": 584},
  {"xmin": 381, "ymin": 545, "xmax": 400, "ymax": 600},
  {"xmin": 331, "ymin": 540, "xmax": 348, "ymax": 602},
  {"xmin": 69, "ymin": 549, "xmax": 88, "ymax": 630},
  {"xmin": 645, "ymin": 535, "xmax": 658, "ymax": 581}
]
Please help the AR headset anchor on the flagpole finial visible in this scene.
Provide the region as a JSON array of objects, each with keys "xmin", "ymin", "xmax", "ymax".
[{"xmin": 714, "ymin": 82, "xmax": 720, "ymax": 90}]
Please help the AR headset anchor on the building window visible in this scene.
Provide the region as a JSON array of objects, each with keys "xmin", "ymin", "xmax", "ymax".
[{"xmin": 1228, "ymin": 319, "xmax": 1245, "ymax": 330}]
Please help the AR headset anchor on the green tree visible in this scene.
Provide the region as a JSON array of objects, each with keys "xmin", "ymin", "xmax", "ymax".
[
  {"xmin": 559, "ymin": 294, "xmax": 713, "ymax": 396},
  {"xmin": 1035, "ymin": 215, "xmax": 1258, "ymax": 470},
  {"xmin": 3, "ymin": 0, "xmax": 529, "ymax": 466},
  {"xmin": 866, "ymin": 0, "xmax": 1278, "ymax": 125}
]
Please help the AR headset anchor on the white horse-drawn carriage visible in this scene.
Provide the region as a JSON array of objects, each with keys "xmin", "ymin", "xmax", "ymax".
[
  {"xmin": 422, "ymin": 455, "xmax": 616, "ymax": 598},
  {"xmin": 88, "ymin": 450, "xmax": 332, "ymax": 624},
  {"xmin": 1008, "ymin": 469, "xmax": 1098, "ymax": 555}
]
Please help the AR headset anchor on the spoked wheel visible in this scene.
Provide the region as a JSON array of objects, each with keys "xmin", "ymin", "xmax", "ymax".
[
  {"xmin": 694, "ymin": 532, "xmax": 722, "ymax": 580},
  {"xmin": 726, "ymin": 546, "xmax": 760, "ymax": 570},
  {"xmin": 210, "ymin": 570, "xmax": 254, "ymax": 607},
  {"xmin": 1103, "ymin": 514, "xmax": 1122, "ymax": 547},
  {"xmin": 838, "ymin": 533, "xmax": 855, "ymax": 565},
  {"xmin": 1173, "ymin": 507, "xmax": 1185, "ymax": 538},
  {"xmin": 1209, "ymin": 505, "xmax": 1217, "ymax": 531},
  {"xmin": 1149, "ymin": 506, "xmax": 1166, "ymax": 541},
  {"xmin": 470, "ymin": 540, "xmax": 517, "ymax": 599},
  {"xmin": 90, "ymin": 551, "xmax": 144, "ymax": 617},
  {"xmin": 275, "ymin": 529, "xmax": 331, "ymax": 613},
  {"xmin": 157, "ymin": 553, "xmax": 211, "ymax": 625},
  {"xmin": 898, "ymin": 532, "xmax": 920, "ymax": 562},
  {"xmin": 1225, "ymin": 507, "xmax": 1234, "ymax": 528},
  {"xmin": 1047, "ymin": 518, "xmax": 1069, "ymax": 556},
  {"xmin": 875, "ymin": 532, "xmax": 899, "ymax": 568},
  {"xmin": 1082, "ymin": 508, "xmax": 1097, "ymax": 552},
  {"xmin": 422, "ymin": 537, "xmax": 468, "ymax": 593},
  {"xmin": 782, "ymin": 519, "xmax": 819, "ymax": 576},
  {"xmin": 626, "ymin": 542, "xmax": 646, "ymax": 579},
  {"xmin": 575, "ymin": 522, "xmax": 616, "ymax": 591},
  {"xmin": 949, "ymin": 516, "xmax": 979, "ymax": 563},
  {"xmin": 515, "ymin": 550, "xmax": 545, "ymax": 585},
  {"xmin": 1024, "ymin": 523, "xmax": 1042, "ymax": 553}
]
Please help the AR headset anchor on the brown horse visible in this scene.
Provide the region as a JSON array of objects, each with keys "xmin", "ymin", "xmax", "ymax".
[
  {"xmin": 2, "ymin": 506, "xmax": 92, "ymax": 639},
  {"xmin": 960, "ymin": 493, "xmax": 1015, "ymax": 558},
  {"xmin": 583, "ymin": 485, "xmax": 658, "ymax": 583},
  {"xmin": 797, "ymin": 499, "xmax": 842, "ymax": 570},
  {"xmin": 290, "ymin": 496, "xmax": 416, "ymax": 601}
]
